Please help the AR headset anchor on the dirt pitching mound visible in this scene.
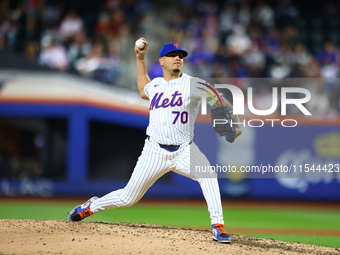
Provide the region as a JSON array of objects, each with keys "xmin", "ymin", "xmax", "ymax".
[{"xmin": 0, "ymin": 219, "xmax": 339, "ymax": 255}]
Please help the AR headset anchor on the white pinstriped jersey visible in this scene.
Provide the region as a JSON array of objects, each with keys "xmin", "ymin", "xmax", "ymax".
[
  {"xmin": 144, "ymin": 73, "xmax": 217, "ymax": 145},
  {"xmin": 89, "ymin": 76, "xmax": 225, "ymax": 225}
]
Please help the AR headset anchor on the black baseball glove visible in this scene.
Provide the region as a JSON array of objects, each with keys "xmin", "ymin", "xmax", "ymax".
[{"xmin": 210, "ymin": 106, "xmax": 236, "ymax": 143}]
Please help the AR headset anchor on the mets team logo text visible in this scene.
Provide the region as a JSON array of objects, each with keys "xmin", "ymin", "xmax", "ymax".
[{"xmin": 149, "ymin": 91, "xmax": 183, "ymax": 110}]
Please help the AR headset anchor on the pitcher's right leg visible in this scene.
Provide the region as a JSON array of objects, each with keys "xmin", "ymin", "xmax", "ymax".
[
  {"xmin": 68, "ymin": 138, "xmax": 169, "ymax": 220},
  {"xmin": 90, "ymin": 139, "xmax": 169, "ymax": 213}
]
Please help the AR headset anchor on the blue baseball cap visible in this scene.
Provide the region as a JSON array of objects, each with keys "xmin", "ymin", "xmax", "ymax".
[{"xmin": 159, "ymin": 42, "xmax": 188, "ymax": 58}]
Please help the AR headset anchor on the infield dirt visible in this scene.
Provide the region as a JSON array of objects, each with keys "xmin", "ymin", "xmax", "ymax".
[{"xmin": 1, "ymin": 219, "xmax": 339, "ymax": 255}]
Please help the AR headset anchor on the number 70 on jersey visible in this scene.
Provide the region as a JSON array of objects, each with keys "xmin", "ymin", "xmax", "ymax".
[{"xmin": 172, "ymin": 111, "xmax": 188, "ymax": 124}]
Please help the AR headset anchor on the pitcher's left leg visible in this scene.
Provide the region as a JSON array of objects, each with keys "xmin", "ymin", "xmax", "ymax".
[
  {"xmin": 172, "ymin": 143, "xmax": 224, "ymax": 224},
  {"xmin": 172, "ymin": 143, "xmax": 232, "ymax": 243}
]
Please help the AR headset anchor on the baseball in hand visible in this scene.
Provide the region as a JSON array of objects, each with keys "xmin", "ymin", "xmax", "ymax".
[{"xmin": 135, "ymin": 39, "xmax": 145, "ymax": 49}]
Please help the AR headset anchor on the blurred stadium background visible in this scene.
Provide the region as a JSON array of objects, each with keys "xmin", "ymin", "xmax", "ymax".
[{"xmin": 0, "ymin": 0, "xmax": 339, "ymax": 201}]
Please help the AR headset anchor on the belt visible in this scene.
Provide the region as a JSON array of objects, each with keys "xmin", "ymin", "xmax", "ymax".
[
  {"xmin": 147, "ymin": 136, "xmax": 191, "ymax": 152},
  {"xmin": 159, "ymin": 144, "xmax": 180, "ymax": 152}
]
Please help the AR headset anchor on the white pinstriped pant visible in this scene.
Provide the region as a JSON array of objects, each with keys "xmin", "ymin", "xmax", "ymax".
[{"xmin": 90, "ymin": 137, "xmax": 224, "ymax": 224}]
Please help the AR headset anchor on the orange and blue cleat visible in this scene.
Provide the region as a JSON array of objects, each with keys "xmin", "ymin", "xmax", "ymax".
[
  {"xmin": 211, "ymin": 224, "xmax": 232, "ymax": 243},
  {"xmin": 68, "ymin": 196, "xmax": 98, "ymax": 221}
]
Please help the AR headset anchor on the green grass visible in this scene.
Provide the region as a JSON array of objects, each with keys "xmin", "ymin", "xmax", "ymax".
[
  {"xmin": 91, "ymin": 206, "xmax": 340, "ymax": 231},
  {"xmin": 223, "ymin": 208, "xmax": 340, "ymax": 231},
  {"xmin": 3, "ymin": 202, "xmax": 339, "ymax": 230},
  {"xmin": 1, "ymin": 202, "xmax": 73, "ymax": 221},
  {"xmin": 1, "ymin": 201, "xmax": 340, "ymax": 248}
]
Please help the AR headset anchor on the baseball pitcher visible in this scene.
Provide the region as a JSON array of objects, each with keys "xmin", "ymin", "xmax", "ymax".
[{"xmin": 68, "ymin": 38, "xmax": 242, "ymax": 243}]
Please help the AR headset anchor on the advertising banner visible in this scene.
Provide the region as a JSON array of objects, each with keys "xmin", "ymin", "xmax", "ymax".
[{"xmin": 252, "ymin": 126, "xmax": 340, "ymax": 200}]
